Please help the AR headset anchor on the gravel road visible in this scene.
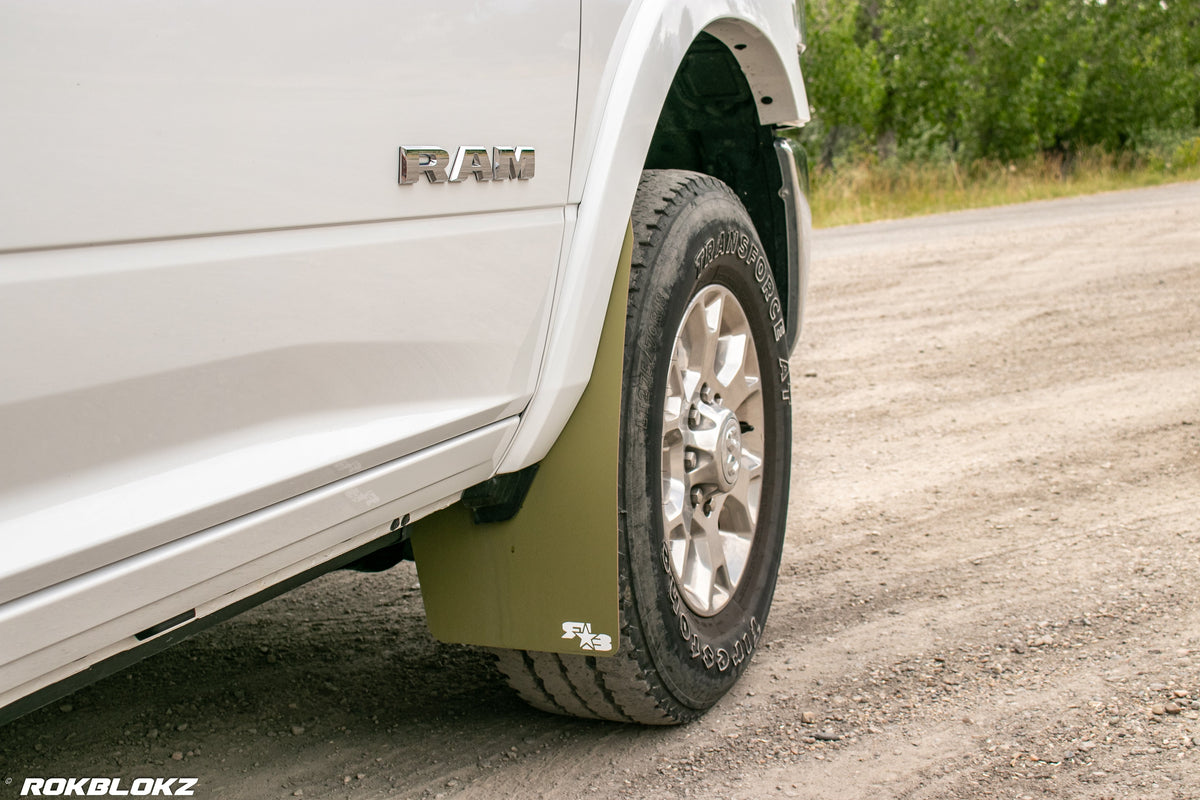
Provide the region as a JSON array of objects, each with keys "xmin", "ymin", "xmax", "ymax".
[{"xmin": 2, "ymin": 182, "xmax": 1198, "ymax": 800}]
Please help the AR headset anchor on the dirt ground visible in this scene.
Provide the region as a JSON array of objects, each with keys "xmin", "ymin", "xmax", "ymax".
[{"xmin": 2, "ymin": 182, "xmax": 1198, "ymax": 800}]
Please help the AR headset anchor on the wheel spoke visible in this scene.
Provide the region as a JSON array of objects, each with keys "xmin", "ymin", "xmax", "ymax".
[
  {"xmin": 684, "ymin": 496, "xmax": 729, "ymax": 613},
  {"xmin": 717, "ymin": 531, "xmax": 751, "ymax": 595},
  {"xmin": 724, "ymin": 453, "xmax": 762, "ymax": 527},
  {"xmin": 683, "ymin": 292, "xmax": 723, "ymax": 386},
  {"xmin": 662, "ymin": 381, "xmax": 685, "ymax": 430},
  {"xmin": 719, "ymin": 371, "xmax": 761, "ymax": 418},
  {"xmin": 663, "ymin": 473, "xmax": 687, "ymax": 525},
  {"xmin": 714, "ymin": 331, "xmax": 748, "ymax": 390},
  {"xmin": 685, "ymin": 450, "xmax": 720, "ymax": 491}
]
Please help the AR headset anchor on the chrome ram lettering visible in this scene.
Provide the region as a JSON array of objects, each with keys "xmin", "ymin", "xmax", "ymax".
[{"xmin": 399, "ymin": 146, "xmax": 535, "ymax": 184}]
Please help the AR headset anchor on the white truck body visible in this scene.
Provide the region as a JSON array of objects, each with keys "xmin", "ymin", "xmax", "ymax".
[{"xmin": 0, "ymin": 0, "xmax": 808, "ymax": 722}]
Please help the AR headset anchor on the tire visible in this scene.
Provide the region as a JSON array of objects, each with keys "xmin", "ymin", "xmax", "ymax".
[{"xmin": 495, "ymin": 170, "xmax": 792, "ymax": 724}]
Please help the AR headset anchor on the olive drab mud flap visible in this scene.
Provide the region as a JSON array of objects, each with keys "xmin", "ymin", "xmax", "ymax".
[{"xmin": 409, "ymin": 225, "xmax": 631, "ymax": 656}]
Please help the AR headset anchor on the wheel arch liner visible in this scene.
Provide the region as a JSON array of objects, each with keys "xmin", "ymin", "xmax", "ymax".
[{"xmin": 409, "ymin": 225, "xmax": 631, "ymax": 656}]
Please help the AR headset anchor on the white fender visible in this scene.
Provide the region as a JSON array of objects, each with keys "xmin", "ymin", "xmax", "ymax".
[{"xmin": 499, "ymin": 0, "xmax": 809, "ymax": 472}]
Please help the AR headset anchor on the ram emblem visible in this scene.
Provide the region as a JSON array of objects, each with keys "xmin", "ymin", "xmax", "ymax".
[{"xmin": 399, "ymin": 146, "xmax": 535, "ymax": 184}]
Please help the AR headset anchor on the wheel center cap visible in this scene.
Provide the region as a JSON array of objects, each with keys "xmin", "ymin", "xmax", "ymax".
[{"xmin": 717, "ymin": 415, "xmax": 742, "ymax": 489}]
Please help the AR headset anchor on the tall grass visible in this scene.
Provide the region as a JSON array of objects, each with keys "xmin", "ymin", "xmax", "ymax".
[{"xmin": 810, "ymin": 140, "xmax": 1200, "ymax": 228}]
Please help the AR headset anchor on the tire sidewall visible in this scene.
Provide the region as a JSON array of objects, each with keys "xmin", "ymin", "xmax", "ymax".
[{"xmin": 622, "ymin": 182, "xmax": 792, "ymax": 711}]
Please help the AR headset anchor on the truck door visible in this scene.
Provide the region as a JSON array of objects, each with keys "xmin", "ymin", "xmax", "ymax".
[{"xmin": 0, "ymin": 1, "xmax": 579, "ymax": 601}]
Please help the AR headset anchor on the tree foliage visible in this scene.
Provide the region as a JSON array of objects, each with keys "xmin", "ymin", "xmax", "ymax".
[
  {"xmin": 798, "ymin": 0, "xmax": 1200, "ymax": 164},
  {"xmin": 801, "ymin": 0, "xmax": 885, "ymax": 166}
]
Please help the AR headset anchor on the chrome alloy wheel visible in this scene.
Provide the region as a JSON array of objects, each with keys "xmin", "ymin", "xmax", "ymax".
[{"xmin": 661, "ymin": 285, "xmax": 765, "ymax": 617}]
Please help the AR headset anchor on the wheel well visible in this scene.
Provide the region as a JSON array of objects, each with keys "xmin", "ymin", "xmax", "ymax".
[{"xmin": 644, "ymin": 32, "xmax": 790, "ymax": 329}]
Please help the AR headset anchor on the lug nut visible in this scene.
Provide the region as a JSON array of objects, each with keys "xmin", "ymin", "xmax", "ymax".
[
  {"xmin": 690, "ymin": 487, "xmax": 704, "ymax": 507},
  {"xmin": 684, "ymin": 451, "xmax": 697, "ymax": 470},
  {"xmin": 688, "ymin": 405, "xmax": 701, "ymax": 427}
]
